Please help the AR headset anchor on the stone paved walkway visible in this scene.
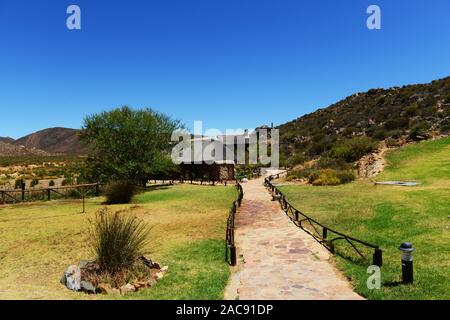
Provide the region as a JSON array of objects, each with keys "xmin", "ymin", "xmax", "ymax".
[{"xmin": 224, "ymin": 176, "xmax": 362, "ymax": 300}]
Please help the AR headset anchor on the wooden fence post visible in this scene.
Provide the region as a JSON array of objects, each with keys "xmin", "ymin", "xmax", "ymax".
[{"xmin": 21, "ymin": 182, "xmax": 25, "ymax": 201}]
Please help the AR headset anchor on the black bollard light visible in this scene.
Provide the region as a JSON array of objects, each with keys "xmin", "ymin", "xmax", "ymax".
[{"xmin": 399, "ymin": 242, "xmax": 415, "ymax": 284}]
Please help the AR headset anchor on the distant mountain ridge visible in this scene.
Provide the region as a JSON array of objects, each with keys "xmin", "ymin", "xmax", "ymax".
[
  {"xmin": 0, "ymin": 137, "xmax": 15, "ymax": 144},
  {"xmin": 12, "ymin": 127, "xmax": 88, "ymax": 155},
  {"xmin": 0, "ymin": 127, "xmax": 89, "ymax": 157}
]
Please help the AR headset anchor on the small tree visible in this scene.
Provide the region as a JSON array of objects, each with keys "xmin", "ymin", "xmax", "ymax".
[{"xmin": 80, "ymin": 106, "xmax": 182, "ymax": 185}]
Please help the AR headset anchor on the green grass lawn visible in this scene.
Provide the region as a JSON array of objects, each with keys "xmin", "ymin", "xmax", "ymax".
[
  {"xmin": 0, "ymin": 184, "xmax": 236, "ymax": 300},
  {"xmin": 278, "ymin": 137, "xmax": 450, "ymax": 300}
]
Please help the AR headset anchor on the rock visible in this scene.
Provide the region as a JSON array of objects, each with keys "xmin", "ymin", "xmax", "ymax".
[
  {"xmin": 139, "ymin": 256, "xmax": 154, "ymax": 268},
  {"xmin": 119, "ymin": 283, "xmax": 136, "ymax": 295},
  {"xmin": 60, "ymin": 265, "xmax": 81, "ymax": 291},
  {"xmin": 78, "ymin": 259, "xmax": 96, "ymax": 268},
  {"xmin": 80, "ymin": 280, "xmax": 96, "ymax": 294},
  {"xmin": 97, "ymin": 283, "xmax": 113, "ymax": 294},
  {"xmin": 155, "ymin": 272, "xmax": 164, "ymax": 281},
  {"xmin": 160, "ymin": 266, "xmax": 169, "ymax": 272},
  {"xmin": 111, "ymin": 288, "xmax": 121, "ymax": 295},
  {"xmin": 147, "ymin": 278, "xmax": 157, "ymax": 287},
  {"xmin": 133, "ymin": 281, "xmax": 148, "ymax": 290}
]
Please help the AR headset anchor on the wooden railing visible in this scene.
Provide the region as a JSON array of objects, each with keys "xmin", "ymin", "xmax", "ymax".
[
  {"xmin": 0, "ymin": 183, "xmax": 101, "ymax": 204},
  {"xmin": 225, "ymin": 182, "xmax": 243, "ymax": 266},
  {"xmin": 264, "ymin": 173, "xmax": 382, "ymax": 267}
]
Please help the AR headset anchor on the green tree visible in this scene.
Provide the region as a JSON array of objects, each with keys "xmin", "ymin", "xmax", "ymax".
[{"xmin": 80, "ymin": 106, "xmax": 182, "ymax": 185}]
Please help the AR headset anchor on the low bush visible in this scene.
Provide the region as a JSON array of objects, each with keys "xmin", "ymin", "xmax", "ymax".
[
  {"xmin": 286, "ymin": 168, "xmax": 355, "ymax": 186},
  {"xmin": 330, "ymin": 136, "xmax": 378, "ymax": 162},
  {"xmin": 30, "ymin": 178, "xmax": 39, "ymax": 188},
  {"xmin": 104, "ymin": 180, "xmax": 137, "ymax": 204},
  {"xmin": 309, "ymin": 169, "xmax": 341, "ymax": 186},
  {"xmin": 409, "ymin": 121, "xmax": 430, "ymax": 141},
  {"xmin": 90, "ymin": 208, "xmax": 151, "ymax": 274},
  {"xmin": 14, "ymin": 178, "xmax": 24, "ymax": 189}
]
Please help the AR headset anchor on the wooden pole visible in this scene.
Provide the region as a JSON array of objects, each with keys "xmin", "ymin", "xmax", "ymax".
[{"xmin": 21, "ymin": 182, "xmax": 25, "ymax": 201}]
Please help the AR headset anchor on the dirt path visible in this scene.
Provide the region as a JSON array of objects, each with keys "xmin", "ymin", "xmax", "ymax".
[{"xmin": 224, "ymin": 176, "xmax": 363, "ymax": 300}]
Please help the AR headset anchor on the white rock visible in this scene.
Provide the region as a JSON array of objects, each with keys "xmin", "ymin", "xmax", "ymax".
[
  {"xmin": 160, "ymin": 266, "xmax": 169, "ymax": 272},
  {"xmin": 60, "ymin": 265, "xmax": 81, "ymax": 291}
]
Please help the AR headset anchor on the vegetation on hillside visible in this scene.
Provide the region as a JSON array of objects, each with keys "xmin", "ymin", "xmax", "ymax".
[{"xmin": 279, "ymin": 76, "xmax": 450, "ymax": 169}]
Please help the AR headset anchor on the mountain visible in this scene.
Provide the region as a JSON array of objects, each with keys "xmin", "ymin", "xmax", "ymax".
[
  {"xmin": 12, "ymin": 127, "xmax": 89, "ymax": 155},
  {"xmin": 0, "ymin": 137, "xmax": 15, "ymax": 144},
  {"xmin": 0, "ymin": 141, "xmax": 49, "ymax": 157},
  {"xmin": 278, "ymin": 76, "xmax": 450, "ymax": 165}
]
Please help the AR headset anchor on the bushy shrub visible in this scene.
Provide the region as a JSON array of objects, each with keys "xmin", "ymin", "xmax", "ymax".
[
  {"xmin": 330, "ymin": 136, "xmax": 378, "ymax": 162},
  {"xmin": 287, "ymin": 168, "xmax": 355, "ymax": 186},
  {"xmin": 285, "ymin": 153, "xmax": 307, "ymax": 167},
  {"xmin": 372, "ymin": 129, "xmax": 387, "ymax": 140},
  {"xmin": 384, "ymin": 117, "xmax": 410, "ymax": 130},
  {"xmin": 387, "ymin": 129, "xmax": 403, "ymax": 139},
  {"xmin": 335, "ymin": 170, "xmax": 356, "ymax": 184},
  {"xmin": 30, "ymin": 178, "xmax": 39, "ymax": 188},
  {"xmin": 404, "ymin": 104, "xmax": 419, "ymax": 116},
  {"xmin": 235, "ymin": 165, "xmax": 263, "ymax": 180},
  {"xmin": 308, "ymin": 169, "xmax": 341, "ymax": 186},
  {"xmin": 104, "ymin": 181, "xmax": 137, "ymax": 204},
  {"xmin": 441, "ymin": 119, "xmax": 450, "ymax": 132},
  {"xmin": 14, "ymin": 178, "xmax": 24, "ymax": 189},
  {"xmin": 49, "ymin": 180, "xmax": 55, "ymax": 187},
  {"xmin": 90, "ymin": 208, "xmax": 151, "ymax": 274},
  {"xmin": 409, "ymin": 121, "xmax": 430, "ymax": 141}
]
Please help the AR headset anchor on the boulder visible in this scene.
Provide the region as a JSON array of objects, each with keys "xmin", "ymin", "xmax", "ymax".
[
  {"xmin": 80, "ymin": 280, "xmax": 96, "ymax": 294},
  {"xmin": 97, "ymin": 283, "xmax": 113, "ymax": 294},
  {"xmin": 119, "ymin": 283, "xmax": 136, "ymax": 295},
  {"xmin": 160, "ymin": 266, "xmax": 169, "ymax": 272},
  {"xmin": 60, "ymin": 265, "xmax": 81, "ymax": 291},
  {"xmin": 147, "ymin": 278, "xmax": 157, "ymax": 287}
]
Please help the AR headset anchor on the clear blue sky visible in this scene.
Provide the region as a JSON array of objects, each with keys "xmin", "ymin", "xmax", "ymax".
[{"xmin": 1, "ymin": 0, "xmax": 450, "ymax": 138}]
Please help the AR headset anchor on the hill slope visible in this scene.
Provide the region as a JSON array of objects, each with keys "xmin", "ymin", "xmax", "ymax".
[
  {"xmin": 278, "ymin": 76, "xmax": 450, "ymax": 164},
  {"xmin": 0, "ymin": 141, "xmax": 49, "ymax": 157},
  {"xmin": 13, "ymin": 127, "xmax": 89, "ymax": 155}
]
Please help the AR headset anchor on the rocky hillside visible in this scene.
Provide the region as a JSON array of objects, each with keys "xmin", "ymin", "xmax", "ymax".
[
  {"xmin": 0, "ymin": 141, "xmax": 49, "ymax": 157},
  {"xmin": 12, "ymin": 127, "xmax": 89, "ymax": 155},
  {"xmin": 279, "ymin": 76, "xmax": 450, "ymax": 165}
]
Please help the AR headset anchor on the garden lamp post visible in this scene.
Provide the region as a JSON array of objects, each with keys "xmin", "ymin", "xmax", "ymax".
[{"xmin": 398, "ymin": 242, "xmax": 415, "ymax": 284}]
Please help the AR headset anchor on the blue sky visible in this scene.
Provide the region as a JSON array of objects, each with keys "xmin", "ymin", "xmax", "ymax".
[{"xmin": 1, "ymin": 0, "xmax": 450, "ymax": 138}]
